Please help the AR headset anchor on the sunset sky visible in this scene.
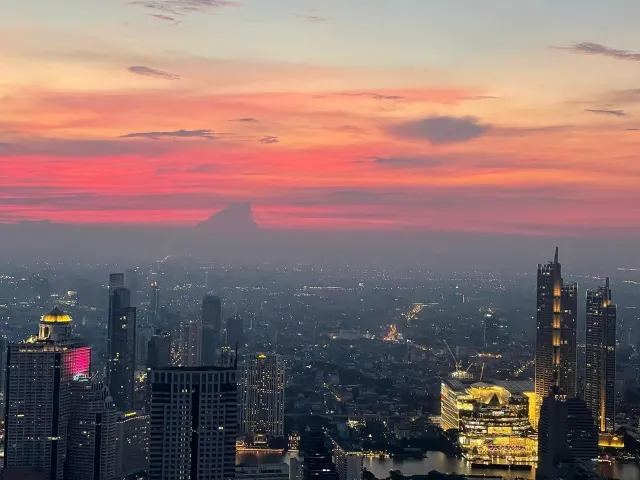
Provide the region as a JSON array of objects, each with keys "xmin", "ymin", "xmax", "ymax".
[{"xmin": 2, "ymin": 0, "xmax": 640, "ymax": 234}]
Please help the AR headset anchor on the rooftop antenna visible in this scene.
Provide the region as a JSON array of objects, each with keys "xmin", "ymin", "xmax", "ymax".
[{"xmin": 554, "ymin": 247, "xmax": 559, "ymax": 264}]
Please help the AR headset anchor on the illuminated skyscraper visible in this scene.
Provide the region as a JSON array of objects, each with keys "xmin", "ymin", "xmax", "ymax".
[
  {"xmin": 148, "ymin": 366, "xmax": 238, "ymax": 480},
  {"xmin": 107, "ymin": 286, "xmax": 137, "ymax": 410},
  {"xmin": 202, "ymin": 294, "xmax": 222, "ymax": 365},
  {"xmin": 585, "ymin": 278, "xmax": 617, "ymax": 434},
  {"xmin": 535, "ymin": 248, "xmax": 577, "ymax": 425},
  {"xmin": 3, "ymin": 307, "xmax": 91, "ymax": 480},
  {"xmin": 67, "ymin": 376, "xmax": 117, "ymax": 480},
  {"xmin": 241, "ymin": 353, "xmax": 285, "ymax": 441}
]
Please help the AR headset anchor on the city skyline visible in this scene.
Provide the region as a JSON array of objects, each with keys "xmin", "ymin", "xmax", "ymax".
[{"xmin": 2, "ymin": 1, "xmax": 640, "ymax": 235}]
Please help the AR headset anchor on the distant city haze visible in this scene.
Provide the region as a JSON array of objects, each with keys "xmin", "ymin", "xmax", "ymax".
[{"xmin": 2, "ymin": 1, "xmax": 640, "ymax": 270}]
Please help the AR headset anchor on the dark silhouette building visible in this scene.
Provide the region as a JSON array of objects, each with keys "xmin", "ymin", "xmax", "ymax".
[
  {"xmin": 146, "ymin": 330, "xmax": 172, "ymax": 369},
  {"xmin": 534, "ymin": 248, "xmax": 577, "ymax": 426},
  {"xmin": 226, "ymin": 315, "xmax": 245, "ymax": 348},
  {"xmin": 585, "ymin": 277, "xmax": 617, "ymax": 434},
  {"xmin": 149, "ymin": 281, "xmax": 159, "ymax": 324},
  {"xmin": 537, "ymin": 393, "xmax": 598, "ymax": 479},
  {"xmin": 201, "ymin": 294, "xmax": 222, "ymax": 365},
  {"xmin": 107, "ymin": 285, "xmax": 137, "ymax": 410},
  {"xmin": 301, "ymin": 427, "xmax": 339, "ymax": 480}
]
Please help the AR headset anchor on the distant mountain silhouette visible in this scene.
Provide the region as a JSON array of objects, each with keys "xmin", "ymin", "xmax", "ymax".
[{"xmin": 196, "ymin": 203, "xmax": 258, "ymax": 231}]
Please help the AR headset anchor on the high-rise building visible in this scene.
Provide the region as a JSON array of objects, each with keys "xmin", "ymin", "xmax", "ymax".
[
  {"xmin": 67, "ymin": 376, "xmax": 117, "ymax": 480},
  {"xmin": 4, "ymin": 307, "xmax": 91, "ymax": 480},
  {"xmin": 202, "ymin": 294, "xmax": 222, "ymax": 365},
  {"xmin": 125, "ymin": 268, "xmax": 139, "ymax": 306},
  {"xmin": 290, "ymin": 458, "xmax": 303, "ymax": 480},
  {"xmin": 585, "ymin": 278, "xmax": 617, "ymax": 434},
  {"xmin": 148, "ymin": 366, "xmax": 238, "ymax": 480},
  {"xmin": 241, "ymin": 353, "xmax": 285, "ymax": 441},
  {"xmin": 109, "ymin": 273, "xmax": 125, "ymax": 290},
  {"xmin": 537, "ymin": 393, "xmax": 598, "ymax": 479},
  {"xmin": 173, "ymin": 319, "xmax": 202, "ymax": 367},
  {"xmin": 107, "ymin": 286, "xmax": 137, "ymax": 411},
  {"xmin": 0, "ymin": 335, "xmax": 7, "ymax": 418},
  {"xmin": 535, "ymin": 248, "xmax": 578, "ymax": 425},
  {"xmin": 482, "ymin": 313, "xmax": 500, "ymax": 348},
  {"xmin": 226, "ymin": 315, "xmax": 245, "ymax": 348},
  {"xmin": 332, "ymin": 441, "xmax": 362, "ymax": 480},
  {"xmin": 301, "ymin": 428, "xmax": 339, "ymax": 480},
  {"xmin": 147, "ymin": 330, "xmax": 172, "ymax": 369},
  {"xmin": 149, "ymin": 281, "xmax": 160, "ymax": 324},
  {"xmin": 115, "ymin": 411, "xmax": 149, "ymax": 480}
]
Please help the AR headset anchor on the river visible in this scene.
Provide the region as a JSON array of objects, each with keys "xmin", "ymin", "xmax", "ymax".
[{"xmin": 236, "ymin": 450, "xmax": 640, "ymax": 480}]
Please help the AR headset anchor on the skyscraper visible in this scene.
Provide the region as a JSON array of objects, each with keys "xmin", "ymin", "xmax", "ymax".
[
  {"xmin": 4, "ymin": 307, "xmax": 91, "ymax": 480},
  {"xmin": 148, "ymin": 366, "xmax": 238, "ymax": 480},
  {"xmin": 0, "ymin": 335, "xmax": 7, "ymax": 418},
  {"xmin": 226, "ymin": 315, "xmax": 245, "ymax": 348},
  {"xmin": 241, "ymin": 353, "xmax": 285, "ymax": 441},
  {"xmin": 67, "ymin": 376, "xmax": 117, "ymax": 480},
  {"xmin": 585, "ymin": 277, "xmax": 617, "ymax": 434},
  {"xmin": 109, "ymin": 273, "xmax": 125, "ymax": 290},
  {"xmin": 535, "ymin": 248, "xmax": 578, "ymax": 425},
  {"xmin": 202, "ymin": 294, "xmax": 222, "ymax": 365},
  {"xmin": 149, "ymin": 281, "xmax": 160, "ymax": 324},
  {"xmin": 115, "ymin": 411, "xmax": 149, "ymax": 480},
  {"xmin": 147, "ymin": 330, "xmax": 172, "ymax": 369},
  {"xmin": 107, "ymin": 286, "xmax": 137, "ymax": 410},
  {"xmin": 173, "ymin": 319, "xmax": 202, "ymax": 367},
  {"xmin": 537, "ymin": 393, "xmax": 598, "ymax": 479},
  {"xmin": 302, "ymin": 427, "xmax": 339, "ymax": 480}
]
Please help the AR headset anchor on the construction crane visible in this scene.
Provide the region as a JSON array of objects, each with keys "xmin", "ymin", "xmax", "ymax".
[{"xmin": 443, "ymin": 340, "xmax": 473, "ymax": 380}]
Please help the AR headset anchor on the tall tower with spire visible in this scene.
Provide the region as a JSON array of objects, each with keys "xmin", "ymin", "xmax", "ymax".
[{"xmin": 534, "ymin": 248, "xmax": 578, "ymax": 426}]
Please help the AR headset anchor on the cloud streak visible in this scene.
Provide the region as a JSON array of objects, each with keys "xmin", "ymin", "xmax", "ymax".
[
  {"xmin": 119, "ymin": 129, "xmax": 216, "ymax": 140},
  {"xmin": 585, "ymin": 108, "xmax": 627, "ymax": 117},
  {"xmin": 554, "ymin": 42, "xmax": 640, "ymax": 61},
  {"xmin": 127, "ymin": 65, "xmax": 180, "ymax": 80},
  {"xmin": 389, "ymin": 115, "xmax": 491, "ymax": 144},
  {"xmin": 130, "ymin": 0, "xmax": 238, "ymax": 15},
  {"xmin": 259, "ymin": 136, "xmax": 279, "ymax": 144}
]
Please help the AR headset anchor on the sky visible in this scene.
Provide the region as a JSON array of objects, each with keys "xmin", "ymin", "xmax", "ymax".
[{"xmin": 2, "ymin": 0, "xmax": 640, "ymax": 235}]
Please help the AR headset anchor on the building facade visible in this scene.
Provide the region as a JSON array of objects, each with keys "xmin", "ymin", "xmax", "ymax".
[
  {"xmin": 202, "ymin": 295, "xmax": 222, "ymax": 365},
  {"xmin": 440, "ymin": 379, "xmax": 537, "ymax": 463},
  {"xmin": 4, "ymin": 308, "xmax": 91, "ymax": 480},
  {"xmin": 173, "ymin": 319, "xmax": 202, "ymax": 367},
  {"xmin": 107, "ymin": 286, "xmax": 137, "ymax": 411},
  {"xmin": 332, "ymin": 442, "xmax": 362, "ymax": 480},
  {"xmin": 67, "ymin": 377, "xmax": 117, "ymax": 480},
  {"xmin": 148, "ymin": 366, "xmax": 238, "ymax": 480},
  {"xmin": 235, "ymin": 464, "xmax": 289, "ymax": 480},
  {"xmin": 534, "ymin": 248, "xmax": 578, "ymax": 426},
  {"xmin": 241, "ymin": 353, "xmax": 285, "ymax": 441},
  {"xmin": 537, "ymin": 394, "xmax": 598, "ymax": 479},
  {"xmin": 115, "ymin": 411, "xmax": 149, "ymax": 480},
  {"xmin": 585, "ymin": 278, "xmax": 617, "ymax": 434}
]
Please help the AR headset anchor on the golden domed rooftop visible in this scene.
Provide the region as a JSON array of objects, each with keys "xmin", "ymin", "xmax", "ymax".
[{"xmin": 41, "ymin": 306, "xmax": 72, "ymax": 324}]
